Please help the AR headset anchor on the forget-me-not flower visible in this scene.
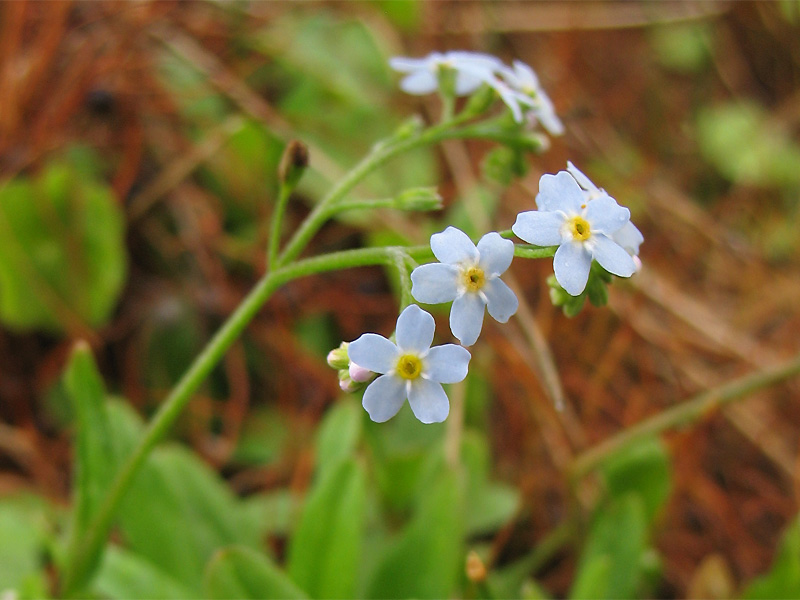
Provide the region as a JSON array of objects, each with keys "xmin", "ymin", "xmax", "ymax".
[
  {"xmin": 411, "ymin": 227, "xmax": 518, "ymax": 346},
  {"xmin": 348, "ymin": 304, "xmax": 471, "ymax": 424},
  {"xmin": 566, "ymin": 161, "xmax": 644, "ymax": 260},
  {"xmin": 497, "ymin": 60, "xmax": 564, "ymax": 135},
  {"xmin": 512, "ymin": 171, "xmax": 636, "ymax": 296},
  {"xmin": 389, "ymin": 51, "xmax": 504, "ymax": 97}
]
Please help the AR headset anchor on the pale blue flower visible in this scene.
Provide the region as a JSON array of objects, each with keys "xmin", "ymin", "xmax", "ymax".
[
  {"xmin": 497, "ymin": 60, "xmax": 563, "ymax": 135},
  {"xmin": 389, "ymin": 51, "xmax": 504, "ymax": 97},
  {"xmin": 513, "ymin": 171, "xmax": 636, "ymax": 296},
  {"xmin": 566, "ymin": 161, "xmax": 643, "ymax": 259},
  {"xmin": 348, "ymin": 305, "xmax": 471, "ymax": 424},
  {"xmin": 411, "ymin": 227, "xmax": 518, "ymax": 346}
]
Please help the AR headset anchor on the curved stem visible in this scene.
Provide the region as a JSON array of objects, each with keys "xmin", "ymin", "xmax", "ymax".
[
  {"xmin": 267, "ymin": 182, "xmax": 293, "ymax": 270},
  {"xmin": 275, "ymin": 113, "xmax": 474, "ymax": 268},
  {"xmin": 59, "ymin": 244, "xmax": 430, "ymax": 596},
  {"xmin": 569, "ymin": 352, "xmax": 800, "ymax": 480}
]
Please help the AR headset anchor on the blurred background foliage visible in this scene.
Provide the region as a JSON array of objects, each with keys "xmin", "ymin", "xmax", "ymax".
[{"xmin": 1, "ymin": 1, "xmax": 800, "ymax": 598}]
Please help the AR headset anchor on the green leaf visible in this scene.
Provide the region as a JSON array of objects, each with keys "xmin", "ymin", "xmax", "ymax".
[
  {"xmin": 600, "ymin": 437, "xmax": 672, "ymax": 525},
  {"xmin": 63, "ymin": 342, "xmax": 118, "ymax": 586},
  {"xmin": 315, "ymin": 399, "xmax": 363, "ymax": 478},
  {"xmin": 741, "ymin": 514, "xmax": 800, "ymax": 599},
  {"xmin": 569, "ymin": 494, "xmax": 648, "ymax": 599},
  {"xmin": 115, "ymin": 445, "xmax": 261, "ymax": 592},
  {"xmin": 205, "ymin": 546, "xmax": 308, "ymax": 599},
  {"xmin": 365, "ymin": 465, "xmax": 464, "ymax": 599},
  {"xmin": 0, "ymin": 152, "xmax": 126, "ymax": 333},
  {"xmin": 93, "ymin": 546, "xmax": 199, "ymax": 600},
  {"xmin": 287, "ymin": 457, "xmax": 367, "ymax": 599},
  {"xmin": 461, "ymin": 432, "xmax": 519, "ymax": 536},
  {"xmin": 0, "ymin": 496, "xmax": 51, "ymax": 595}
]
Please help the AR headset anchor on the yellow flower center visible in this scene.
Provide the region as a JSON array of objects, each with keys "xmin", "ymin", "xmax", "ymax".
[
  {"xmin": 567, "ymin": 216, "xmax": 591, "ymax": 242},
  {"xmin": 463, "ymin": 266, "xmax": 486, "ymax": 293},
  {"xmin": 396, "ymin": 354, "xmax": 422, "ymax": 380}
]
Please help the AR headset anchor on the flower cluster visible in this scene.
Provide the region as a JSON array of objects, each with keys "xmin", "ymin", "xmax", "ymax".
[
  {"xmin": 329, "ymin": 52, "xmax": 643, "ymax": 425},
  {"xmin": 390, "ymin": 50, "xmax": 563, "ymax": 135}
]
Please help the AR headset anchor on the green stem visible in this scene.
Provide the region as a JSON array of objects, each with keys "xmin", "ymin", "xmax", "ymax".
[
  {"xmin": 569, "ymin": 352, "xmax": 800, "ymax": 480},
  {"xmin": 275, "ymin": 113, "xmax": 474, "ymax": 268},
  {"xmin": 58, "ymin": 244, "xmax": 429, "ymax": 596},
  {"xmin": 267, "ymin": 181, "xmax": 293, "ymax": 270}
]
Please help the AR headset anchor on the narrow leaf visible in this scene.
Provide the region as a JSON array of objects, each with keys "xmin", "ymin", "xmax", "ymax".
[{"xmin": 205, "ymin": 546, "xmax": 307, "ymax": 600}]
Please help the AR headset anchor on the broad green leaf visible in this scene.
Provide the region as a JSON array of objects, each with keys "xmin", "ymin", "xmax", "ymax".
[
  {"xmin": 93, "ymin": 546, "xmax": 199, "ymax": 600},
  {"xmin": 63, "ymin": 342, "xmax": 118, "ymax": 586},
  {"xmin": 315, "ymin": 398, "xmax": 362, "ymax": 478},
  {"xmin": 365, "ymin": 466, "xmax": 464, "ymax": 599},
  {"xmin": 287, "ymin": 457, "xmax": 367, "ymax": 599},
  {"xmin": 741, "ymin": 514, "xmax": 800, "ymax": 599},
  {"xmin": 240, "ymin": 489, "xmax": 295, "ymax": 538},
  {"xmin": 569, "ymin": 494, "xmax": 648, "ymax": 599},
  {"xmin": 205, "ymin": 546, "xmax": 307, "ymax": 600},
  {"xmin": 0, "ymin": 496, "xmax": 51, "ymax": 595},
  {"xmin": 600, "ymin": 437, "xmax": 671, "ymax": 525},
  {"xmin": 116, "ymin": 445, "xmax": 261, "ymax": 592},
  {"xmin": 0, "ymin": 153, "xmax": 126, "ymax": 332}
]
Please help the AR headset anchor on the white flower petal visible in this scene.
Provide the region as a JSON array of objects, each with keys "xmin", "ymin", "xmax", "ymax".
[
  {"xmin": 395, "ymin": 304, "xmax": 435, "ymax": 353},
  {"xmin": 407, "ymin": 378, "xmax": 450, "ymax": 423},
  {"xmin": 535, "ymin": 171, "xmax": 585, "ymax": 213},
  {"xmin": 566, "ymin": 161, "xmax": 598, "ymax": 194},
  {"xmin": 482, "ymin": 278, "xmax": 519, "ymax": 323},
  {"xmin": 410, "ymin": 263, "xmax": 460, "ymax": 304},
  {"xmin": 399, "ymin": 71, "xmax": 438, "ymax": 95},
  {"xmin": 362, "ymin": 374, "xmax": 407, "ymax": 423},
  {"xmin": 389, "ymin": 56, "xmax": 431, "ymax": 73},
  {"xmin": 477, "ymin": 232, "xmax": 514, "ymax": 276},
  {"xmin": 348, "ymin": 334, "xmax": 398, "ymax": 374},
  {"xmin": 424, "ymin": 344, "xmax": 471, "ymax": 384},
  {"xmin": 585, "ymin": 195, "xmax": 630, "ymax": 235},
  {"xmin": 553, "ymin": 242, "xmax": 592, "ymax": 296},
  {"xmin": 430, "ymin": 226, "xmax": 479, "ymax": 265},
  {"xmin": 512, "ymin": 210, "xmax": 564, "ymax": 246},
  {"xmin": 492, "ymin": 80, "xmax": 525, "ymax": 122},
  {"xmin": 612, "ymin": 221, "xmax": 644, "ymax": 256},
  {"xmin": 453, "ymin": 73, "xmax": 486, "ymax": 96},
  {"xmin": 592, "ymin": 235, "xmax": 636, "ymax": 278},
  {"xmin": 450, "ymin": 292, "xmax": 486, "ymax": 346}
]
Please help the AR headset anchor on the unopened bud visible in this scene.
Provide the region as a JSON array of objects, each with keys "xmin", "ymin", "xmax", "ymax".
[
  {"xmin": 327, "ymin": 342, "xmax": 350, "ymax": 370},
  {"xmin": 349, "ymin": 362, "xmax": 373, "ymax": 383},
  {"xmin": 465, "ymin": 551, "xmax": 487, "ymax": 583},
  {"xmin": 278, "ymin": 140, "xmax": 309, "ymax": 188},
  {"xmin": 395, "ymin": 187, "xmax": 443, "ymax": 212}
]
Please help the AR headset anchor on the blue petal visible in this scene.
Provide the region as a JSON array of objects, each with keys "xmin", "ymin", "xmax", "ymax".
[
  {"xmin": 362, "ymin": 375, "xmax": 407, "ymax": 423},
  {"xmin": 535, "ymin": 171, "xmax": 585, "ymax": 213},
  {"xmin": 395, "ymin": 304, "xmax": 435, "ymax": 353},
  {"xmin": 592, "ymin": 235, "xmax": 636, "ymax": 277},
  {"xmin": 482, "ymin": 278, "xmax": 519, "ymax": 323},
  {"xmin": 424, "ymin": 344, "xmax": 471, "ymax": 383},
  {"xmin": 411, "ymin": 263, "xmax": 459, "ymax": 304},
  {"xmin": 612, "ymin": 221, "xmax": 644, "ymax": 256},
  {"xmin": 430, "ymin": 226, "xmax": 479, "ymax": 265},
  {"xmin": 348, "ymin": 333, "xmax": 398, "ymax": 374},
  {"xmin": 450, "ymin": 292, "xmax": 486, "ymax": 347},
  {"xmin": 512, "ymin": 210, "xmax": 564, "ymax": 246},
  {"xmin": 585, "ymin": 195, "xmax": 629, "ymax": 235},
  {"xmin": 566, "ymin": 161, "xmax": 598, "ymax": 193},
  {"xmin": 407, "ymin": 378, "xmax": 450, "ymax": 423},
  {"xmin": 477, "ymin": 232, "xmax": 514, "ymax": 276},
  {"xmin": 553, "ymin": 242, "xmax": 592, "ymax": 296}
]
